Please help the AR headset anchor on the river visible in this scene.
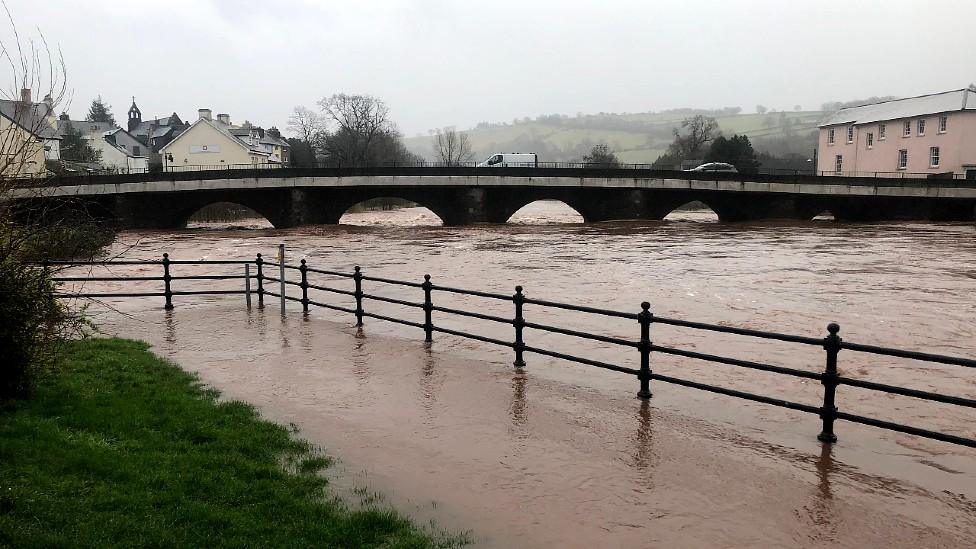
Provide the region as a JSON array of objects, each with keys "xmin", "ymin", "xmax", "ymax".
[{"xmin": 67, "ymin": 201, "xmax": 976, "ymax": 547}]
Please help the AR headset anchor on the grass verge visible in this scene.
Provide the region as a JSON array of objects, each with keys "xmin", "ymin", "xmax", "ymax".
[{"xmin": 0, "ymin": 338, "xmax": 465, "ymax": 548}]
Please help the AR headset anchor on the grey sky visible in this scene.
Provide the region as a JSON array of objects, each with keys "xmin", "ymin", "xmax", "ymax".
[{"xmin": 7, "ymin": 0, "xmax": 974, "ymax": 136}]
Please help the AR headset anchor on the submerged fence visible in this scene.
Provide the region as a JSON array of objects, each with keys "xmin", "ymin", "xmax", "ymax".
[{"xmin": 48, "ymin": 248, "xmax": 976, "ymax": 449}]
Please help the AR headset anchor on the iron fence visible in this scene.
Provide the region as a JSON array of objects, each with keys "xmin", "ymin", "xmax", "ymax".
[
  {"xmin": 11, "ymin": 162, "xmax": 976, "ymax": 189},
  {"xmin": 48, "ymin": 250, "xmax": 976, "ymax": 449}
]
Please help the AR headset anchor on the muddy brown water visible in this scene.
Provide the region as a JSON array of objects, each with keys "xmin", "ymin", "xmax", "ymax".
[{"xmin": 69, "ymin": 202, "xmax": 975, "ymax": 547}]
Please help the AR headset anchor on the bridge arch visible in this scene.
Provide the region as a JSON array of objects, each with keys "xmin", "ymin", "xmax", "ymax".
[
  {"xmin": 661, "ymin": 200, "xmax": 720, "ymax": 222},
  {"xmin": 506, "ymin": 199, "xmax": 585, "ymax": 224},
  {"xmin": 186, "ymin": 201, "xmax": 274, "ymax": 228},
  {"xmin": 170, "ymin": 195, "xmax": 290, "ymax": 229},
  {"xmin": 338, "ymin": 197, "xmax": 444, "ymax": 226}
]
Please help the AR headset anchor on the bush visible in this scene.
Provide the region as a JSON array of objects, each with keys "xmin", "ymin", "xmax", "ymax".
[
  {"xmin": 0, "ymin": 257, "xmax": 72, "ymax": 401},
  {"xmin": 0, "ymin": 219, "xmax": 108, "ymax": 402}
]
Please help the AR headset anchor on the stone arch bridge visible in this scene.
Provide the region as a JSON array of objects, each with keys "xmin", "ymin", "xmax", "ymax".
[{"xmin": 12, "ymin": 166, "xmax": 976, "ymax": 228}]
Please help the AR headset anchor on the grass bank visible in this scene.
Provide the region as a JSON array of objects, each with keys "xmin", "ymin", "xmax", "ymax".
[{"xmin": 0, "ymin": 338, "xmax": 464, "ymax": 548}]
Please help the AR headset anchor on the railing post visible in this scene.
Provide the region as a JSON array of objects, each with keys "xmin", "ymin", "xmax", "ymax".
[
  {"xmin": 353, "ymin": 266, "xmax": 364, "ymax": 326},
  {"xmin": 513, "ymin": 286, "xmax": 526, "ymax": 368},
  {"xmin": 637, "ymin": 302, "xmax": 652, "ymax": 399},
  {"xmin": 299, "ymin": 259, "xmax": 309, "ymax": 314},
  {"xmin": 255, "ymin": 253, "xmax": 264, "ymax": 307},
  {"xmin": 818, "ymin": 322, "xmax": 842, "ymax": 443},
  {"xmin": 245, "ymin": 263, "xmax": 252, "ymax": 309},
  {"xmin": 278, "ymin": 244, "xmax": 286, "ymax": 314},
  {"xmin": 422, "ymin": 274, "xmax": 433, "ymax": 342},
  {"xmin": 162, "ymin": 253, "xmax": 174, "ymax": 310}
]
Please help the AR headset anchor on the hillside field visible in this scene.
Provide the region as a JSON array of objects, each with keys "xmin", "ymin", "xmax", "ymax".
[{"xmin": 405, "ymin": 110, "xmax": 825, "ymax": 164}]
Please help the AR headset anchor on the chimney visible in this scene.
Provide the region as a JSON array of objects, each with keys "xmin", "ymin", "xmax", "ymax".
[
  {"xmin": 217, "ymin": 113, "xmax": 230, "ymax": 125},
  {"xmin": 198, "ymin": 108, "xmax": 212, "ymax": 121},
  {"xmin": 20, "ymin": 88, "xmax": 31, "ymax": 103}
]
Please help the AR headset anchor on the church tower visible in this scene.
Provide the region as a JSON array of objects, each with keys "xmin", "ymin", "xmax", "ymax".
[{"xmin": 128, "ymin": 97, "xmax": 142, "ymax": 132}]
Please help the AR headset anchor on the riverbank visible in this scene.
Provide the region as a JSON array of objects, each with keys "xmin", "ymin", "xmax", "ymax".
[{"xmin": 0, "ymin": 338, "xmax": 465, "ymax": 548}]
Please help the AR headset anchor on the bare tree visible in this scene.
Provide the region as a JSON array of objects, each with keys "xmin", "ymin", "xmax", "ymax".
[
  {"xmin": 432, "ymin": 127, "xmax": 474, "ymax": 165},
  {"xmin": 0, "ymin": 3, "xmax": 107, "ymax": 401},
  {"xmin": 666, "ymin": 115, "xmax": 719, "ymax": 162},
  {"xmin": 286, "ymin": 105, "xmax": 324, "ymax": 145},
  {"xmin": 0, "ymin": 4, "xmax": 67, "ymax": 180},
  {"xmin": 316, "ymin": 93, "xmax": 393, "ymax": 165}
]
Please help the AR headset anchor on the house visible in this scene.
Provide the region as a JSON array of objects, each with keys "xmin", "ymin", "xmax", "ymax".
[
  {"xmin": 159, "ymin": 109, "xmax": 290, "ymax": 170},
  {"xmin": 57, "ymin": 118, "xmax": 148, "ymax": 172},
  {"xmin": 98, "ymin": 127, "xmax": 149, "ymax": 172},
  {"xmin": 0, "ymin": 88, "xmax": 61, "ymax": 176},
  {"xmin": 818, "ymin": 89, "xmax": 976, "ymax": 179},
  {"xmin": 231, "ymin": 123, "xmax": 290, "ymax": 164},
  {"xmin": 126, "ymin": 98, "xmax": 189, "ymax": 164}
]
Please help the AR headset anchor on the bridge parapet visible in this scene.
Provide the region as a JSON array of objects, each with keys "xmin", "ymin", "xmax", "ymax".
[{"xmin": 9, "ymin": 168, "xmax": 976, "ymax": 227}]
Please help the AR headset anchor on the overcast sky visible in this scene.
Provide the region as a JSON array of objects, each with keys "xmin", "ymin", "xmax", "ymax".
[{"xmin": 5, "ymin": 0, "xmax": 974, "ymax": 136}]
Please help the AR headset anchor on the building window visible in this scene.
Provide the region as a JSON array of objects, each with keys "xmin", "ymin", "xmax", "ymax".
[
  {"xmin": 834, "ymin": 155, "xmax": 843, "ymax": 174},
  {"xmin": 930, "ymin": 147, "xmax": 940, "ymax": 168},
  {"xmin": 827, "ymin": 128, "xmax": 835, "ymax": 145},
  {"xmin": 879, "ymin": 123, "xmax": 886, "ymax": 140},
  {"xmin": 866, "ymin": 133, "xmax": 874, "ymax": 149},
  {"xmin": 898, "ymin": 149, "xmax": 908, "ymax": 170},
  {"xmin": 847, "ymin": 125, "xmax": 854, "ymax": 143},
  {"xmin": 917, "ymin": 119, "xmax": 925, "ymax": 136},
  {"xmin": 133, "ymin": 145, "xmax": 141, "ymax": 156},
  {"xmin": 903, "ymin": 121, "xmax": 911, "ymax": 137},
  {"xmin": 939, "ymin": 115, "xmax": 947, "ymax": 133}
]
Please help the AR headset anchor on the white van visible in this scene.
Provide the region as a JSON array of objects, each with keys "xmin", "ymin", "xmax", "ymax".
[{"xmin": 477, "ymin": 152, "xmax": 538, "ymax": 168}]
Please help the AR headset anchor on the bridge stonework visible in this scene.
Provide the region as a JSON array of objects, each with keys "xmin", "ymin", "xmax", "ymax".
[{"xmin": 14, "ymin": 170, "xmax": 976, "ymax": 228}]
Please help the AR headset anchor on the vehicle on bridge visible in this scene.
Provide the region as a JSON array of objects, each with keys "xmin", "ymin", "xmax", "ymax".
[
  {"xmin": 477, "ymin": 152, "xmax": 538, "ymax": 168},
  {"xmin": 686, "ymin": 162, "xmax": 738, "ymax": 173}
]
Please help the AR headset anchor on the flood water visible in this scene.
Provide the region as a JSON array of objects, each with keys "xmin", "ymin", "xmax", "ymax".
[{"xmin": 68, "ymin": 201, "xmax": 976, "ymax": 547}]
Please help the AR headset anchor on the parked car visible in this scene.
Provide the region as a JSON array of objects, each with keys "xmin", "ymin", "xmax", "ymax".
[{"xmin": 686, "ymin": 162, "xmax": 738, "ymax": 173}]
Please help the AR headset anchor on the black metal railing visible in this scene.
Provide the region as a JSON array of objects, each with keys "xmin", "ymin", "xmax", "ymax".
[
  {"xmin": 13, "ymin": 162, "xmax": 976, "ymax": 189},
  {"xmin": 48, "ymin": 253, "xmax": 976, "ymax": 449},
  {"xmin": 47, "ymin": 254, "xmax": 258, "ymax": 310}
]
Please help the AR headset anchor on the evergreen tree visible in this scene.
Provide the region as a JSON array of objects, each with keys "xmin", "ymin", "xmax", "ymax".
[
  {"xmin": 85, "ymin": 96, "xmax": 115, "ymax": 125},
  {"xmin": 705, "ymin": 134, "xmax": 760, "ymax": 173},
  {"xmin": 60, "ymin": 122, "xmax": 103, "ymax": 163}
]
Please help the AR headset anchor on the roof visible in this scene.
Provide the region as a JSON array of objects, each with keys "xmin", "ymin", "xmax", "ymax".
[
  {"xmin": 260, "ymin": 133, "xmax": 289, "ymax": 147},
  {"xmin": 211, "ymin": 119, "xmax": 269, "ymax": 154},
  {"xmin": 58, "ymin": 119, "xmax": 116, "ymax": 137},
  {"xmin": 0, "ymin": 99, "xmax": 60, "ymax": 139},
  {"xmin": 129, "ymin": 113, "xmax": 187, "ymax": 137},
  {"xmin": 102, "ymin": 127, "xmax": 148, "ymax": 157},
  {"xmin": 820, "ymin": 88, "xmax": 976, "ymax": 127}
]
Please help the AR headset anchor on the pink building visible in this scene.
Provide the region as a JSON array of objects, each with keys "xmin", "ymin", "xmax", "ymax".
[{"xmin": 817, "ymin": 89, "xmax": 976, "ymax": 179}]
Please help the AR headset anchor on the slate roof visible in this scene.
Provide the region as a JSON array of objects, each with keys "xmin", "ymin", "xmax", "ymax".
[
  {"xmin": 57, "ymin": 119, "xmax": 116, "ymax": 137},
  {"xmin": 260, "ymin": 133, "xmax": 289, "ymax": 147},
  {"xmin": 820, "ymin": 89, "xmax": 975, "ymax": 127},
  {"xmin": 211, "ymin": 119, "xmax": 269, "ymax": 154},
  {"xmin": 0, "ymin": 99, "xmax": 60, "ymax": 139}
]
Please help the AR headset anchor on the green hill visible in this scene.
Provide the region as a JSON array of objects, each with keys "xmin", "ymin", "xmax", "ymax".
[{"xmin": 405, "ymin": 110, "xmax": 826, "ymax": 164}]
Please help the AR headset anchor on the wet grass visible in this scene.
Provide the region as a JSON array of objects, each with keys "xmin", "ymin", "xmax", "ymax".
[{"xmin": 0, "ymin": 338, "xmax": 467, "ymax": 548}]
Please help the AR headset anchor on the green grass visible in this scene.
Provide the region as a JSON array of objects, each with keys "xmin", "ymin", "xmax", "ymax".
[{"xmin": 0, "ymin": 338, "xmax": 465, "ymax": 548}]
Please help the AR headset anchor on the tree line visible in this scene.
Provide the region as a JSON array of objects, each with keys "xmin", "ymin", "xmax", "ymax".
[{"xmin": 287, "ymin": 94, "xmax": 419, "ymax": 167}]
